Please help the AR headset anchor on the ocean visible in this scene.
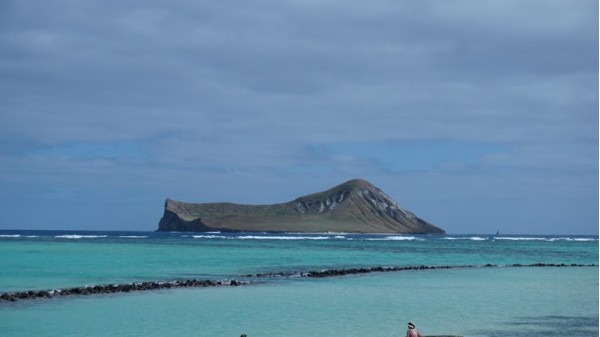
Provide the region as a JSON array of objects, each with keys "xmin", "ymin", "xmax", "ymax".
[{"xmin": 0, "ymin": 230, "xmax": 597, "ymax": 337}]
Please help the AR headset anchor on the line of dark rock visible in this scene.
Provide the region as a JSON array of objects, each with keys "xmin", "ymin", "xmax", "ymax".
[
  {"xmin": 0, "ymin": 279, "xmax": 250, "ymax": 303},
  {"xmin": 2, "ymin": 263, "xmax": 595, "ymax": 303},
  {"xmin": 244, "ymin": 263, "xmax": 597, "ymax": 279}
]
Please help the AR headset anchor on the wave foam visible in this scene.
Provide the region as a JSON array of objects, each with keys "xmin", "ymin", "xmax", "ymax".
[
  {"xmin": 366, "ymin": 236, "xmax": 416, "ymax": 241},
  {"xmin": 237, "ymin": 235, "xmax": 330, "ymax": 240},
  {"xmin": 192, "ymin": 235, "xmax": 227, "ymax": 239},
  {"xmin": 495, "ymin": 237, "xmax": 598, "ymax": 242},
  {"xmin": 55, "ymin": 235, "xmax": 108, "ymax": 239},
  {"xmin": 441, "ymin": 236, "xmax": 598, "ymax": 242},
  {"xmin": 445, "ymin": 236, "xmax": 489, "ymax": 241}
]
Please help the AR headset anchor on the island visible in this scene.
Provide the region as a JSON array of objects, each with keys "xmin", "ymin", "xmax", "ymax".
[{"xmin": 157, "ymin": 178, "xmax": 445, "ymax": 234}]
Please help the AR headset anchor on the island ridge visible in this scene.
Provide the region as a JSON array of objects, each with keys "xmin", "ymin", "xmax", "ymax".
[{"xmin": 157, "ymin": 179, "xmax": 444, "ymax": 234}]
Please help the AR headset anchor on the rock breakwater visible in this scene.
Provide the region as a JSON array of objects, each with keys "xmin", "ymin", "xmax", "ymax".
[
  {"xmin": 0, "ymin": 279, "xmax": 250, "ymax": 302},
  {"xmin": 245, "ymin": 263, "xmax": 596, "ymax": 279},
  {"xmin": 1, "ymin": 263, "xmax": 595, "ymax": 303}
]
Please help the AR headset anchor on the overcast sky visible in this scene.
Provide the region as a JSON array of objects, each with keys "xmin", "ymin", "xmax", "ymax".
[{"xmin": 0, "ymin": 0, "xmax": 597, "ymax": 234}]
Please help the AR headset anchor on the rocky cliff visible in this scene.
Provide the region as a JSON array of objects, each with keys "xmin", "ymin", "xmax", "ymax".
[{"xmin": 157, "ymin": 179, "xmax": 444, "ymax": 234}]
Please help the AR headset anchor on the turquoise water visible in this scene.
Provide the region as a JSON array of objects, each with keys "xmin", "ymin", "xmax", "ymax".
[{"xmin": 0, "ymin": 231, "xmax": 597, "ymax": 337}]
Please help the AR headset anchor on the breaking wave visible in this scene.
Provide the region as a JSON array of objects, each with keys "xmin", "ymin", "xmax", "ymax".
[
  {"xmin": 54, "ymin": 235, "xmax": 108, "ymax": 239},
  {"xmin": 237, "ymin": 235, "xmax": 331, "ymax": 240},
  {"xmin": 365, "ymin": 236, "xmax": 417, "ymax": 241},
  {"xmin": 0, "ymin": 231, "xmax": 596, "ymax": 243}
]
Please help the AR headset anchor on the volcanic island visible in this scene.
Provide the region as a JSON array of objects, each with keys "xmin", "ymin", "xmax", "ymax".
[{"xmin": 157, "ymin": 179, "xmax": 444, "ymax": 234}]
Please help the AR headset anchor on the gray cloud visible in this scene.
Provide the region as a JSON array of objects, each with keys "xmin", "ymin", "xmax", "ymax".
[{"xmin": 0, "ymin": 0, "xmax": 597, "ymax": 233}]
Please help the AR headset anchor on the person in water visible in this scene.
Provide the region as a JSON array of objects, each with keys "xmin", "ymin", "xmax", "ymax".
[{"xmin": 406, "ymin": 321, "xmax": 422, "ymax": 337}]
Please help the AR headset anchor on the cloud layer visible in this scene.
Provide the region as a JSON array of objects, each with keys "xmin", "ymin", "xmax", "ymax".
[{"xmin": 0, "ymin": 0, "xmax": 597, "ymax": 233}]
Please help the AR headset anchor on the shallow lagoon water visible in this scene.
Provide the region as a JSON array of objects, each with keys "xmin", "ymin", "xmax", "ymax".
[{"xmin": 0, "ymin": 231, "xmax": 597, "ymax": 337}]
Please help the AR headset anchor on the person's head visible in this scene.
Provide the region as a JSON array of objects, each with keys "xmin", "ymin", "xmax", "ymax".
[{"xmin": 408, "ymin": 322, "xmax": 415, "ymax": 329}]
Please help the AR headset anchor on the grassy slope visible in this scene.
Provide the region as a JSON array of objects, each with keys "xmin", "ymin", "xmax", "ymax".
[{"xmin": 161, "ymin": 179, "xmax": 444, "ymax": 233}]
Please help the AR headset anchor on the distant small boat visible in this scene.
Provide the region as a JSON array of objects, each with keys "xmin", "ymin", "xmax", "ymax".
[{"xmin": 488, "ymin": 230, "xmax": 500, "ymax": 241}]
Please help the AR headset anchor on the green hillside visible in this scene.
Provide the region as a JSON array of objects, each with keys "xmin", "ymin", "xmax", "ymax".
[{"xmin": 157, "ymin": 179, "xmax": 444, "ymax": 234}]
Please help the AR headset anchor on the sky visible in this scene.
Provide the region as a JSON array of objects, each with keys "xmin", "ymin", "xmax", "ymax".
[{"xmin": 0, "ymin": 0, "xmax": 598, "ymax": 235}]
